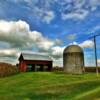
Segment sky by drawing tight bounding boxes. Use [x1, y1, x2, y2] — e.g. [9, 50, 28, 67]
[0, 0, 100, 66]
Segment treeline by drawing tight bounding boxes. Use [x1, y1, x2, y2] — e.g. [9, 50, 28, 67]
[85, 67, 100, 72]
[53, 66, 100, 72]
[0, 62, 19, 77]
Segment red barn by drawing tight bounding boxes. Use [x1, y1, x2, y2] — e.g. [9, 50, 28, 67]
[18, 53, 52, 72]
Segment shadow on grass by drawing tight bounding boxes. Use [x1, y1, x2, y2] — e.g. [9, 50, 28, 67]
[25, 92, 61, 100]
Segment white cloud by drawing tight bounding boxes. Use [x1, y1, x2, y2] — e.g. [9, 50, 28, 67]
[62, 9, 89, 20]
[0, 20, 30, 48]
[29, 31, 58, 51]
[60, 0, 100, 20]
[5, 0, 55, 24]
[0, 20, 58, 50]
[52, 46, 65, 57]
[97, 59, 100, 66]
[43, 11, 55, 24]
[70, 41, 78, 45]
[0, 20, 29, 33]
[79, 40, 94, 48]
[70, 40, 94, 48]
[0, 20, 62, 64]
[73, 0, 86, 9]
[53, 58, 63, 67]
[33, 7, 55, 24]
[51, 46, 65, 67]
[37, 39, 55, 51]
[0, 48, 20, 64]
[0, 49, 19, 57]
[1, 0, 100, 22]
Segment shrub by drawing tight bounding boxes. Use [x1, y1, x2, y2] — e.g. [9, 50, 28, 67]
[52, 66, 64, 72]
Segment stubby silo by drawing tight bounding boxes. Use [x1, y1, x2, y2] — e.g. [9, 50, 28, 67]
[63, 45, 84, 74]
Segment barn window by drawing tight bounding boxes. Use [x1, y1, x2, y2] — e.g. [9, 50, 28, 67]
[44, 66, 48, 70]
[27, 64, 32, 71]
[36, 65, 41, 71]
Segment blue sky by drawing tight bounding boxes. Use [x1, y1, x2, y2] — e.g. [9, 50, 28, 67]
[0, 0, 100, 66]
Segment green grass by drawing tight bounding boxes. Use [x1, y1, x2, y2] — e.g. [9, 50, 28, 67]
[0, 72, 100, 100]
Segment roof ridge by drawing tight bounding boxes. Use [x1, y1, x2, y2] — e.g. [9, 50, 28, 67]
[21, 52, 52, 61]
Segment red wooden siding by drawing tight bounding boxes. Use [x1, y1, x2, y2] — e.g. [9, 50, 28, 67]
[19, 60, 52, 72]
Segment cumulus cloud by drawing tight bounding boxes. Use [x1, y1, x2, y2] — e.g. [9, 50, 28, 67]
[37, 39, 55, 51]
[0, 20, 59, 50]
[51, 46, 65, 59]
[79, 40, 94, 48]
[70, 40, 94, 48]
[0, 48, 20, 65]
[0, 20, 30, 48]
[49, 46, 65, 67]
[0, 20, 62, 64]
[0, 49, 19, 57]
[53, 58, 63, 67]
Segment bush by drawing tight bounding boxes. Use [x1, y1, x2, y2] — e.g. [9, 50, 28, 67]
[0, 62, 19, 77]
[85, 67, 100, 72]
[52, 66, 64, 72]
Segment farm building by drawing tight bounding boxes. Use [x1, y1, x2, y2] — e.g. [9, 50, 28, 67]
[63, 45, 84, 74]
[18, 53, 52, 72]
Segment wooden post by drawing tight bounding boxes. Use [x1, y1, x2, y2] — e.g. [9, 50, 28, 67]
[93, 36, 99, 77]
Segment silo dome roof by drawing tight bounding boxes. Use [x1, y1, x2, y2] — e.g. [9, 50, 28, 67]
[64, 45, 83, 53]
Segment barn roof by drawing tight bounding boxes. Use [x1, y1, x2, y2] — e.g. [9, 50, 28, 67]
[20, 52, 52, 61]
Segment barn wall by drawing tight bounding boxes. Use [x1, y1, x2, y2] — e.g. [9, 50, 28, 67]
[19, 60, 27, 72]
[19, 60, 52, 72]
[25, 60, 52, 65]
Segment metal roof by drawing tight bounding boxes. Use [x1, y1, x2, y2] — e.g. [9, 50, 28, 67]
[21, 52, 52, 61]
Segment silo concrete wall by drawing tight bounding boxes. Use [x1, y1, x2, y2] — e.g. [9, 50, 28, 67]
[63, 45, 84, 74]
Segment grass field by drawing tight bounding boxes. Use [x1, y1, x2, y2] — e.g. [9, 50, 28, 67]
[0, 72, 100, 100]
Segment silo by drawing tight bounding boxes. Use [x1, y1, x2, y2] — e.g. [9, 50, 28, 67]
[63, 45, 84, 74]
